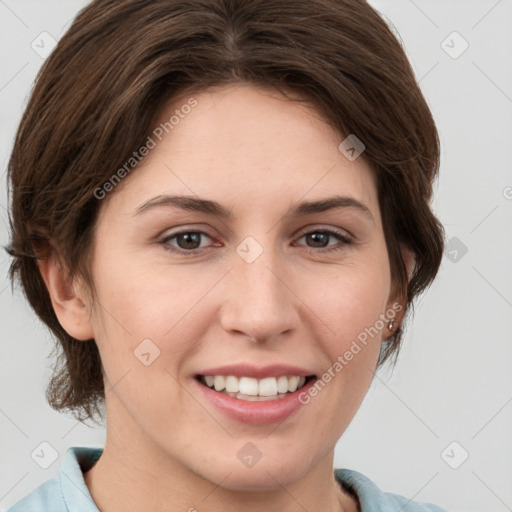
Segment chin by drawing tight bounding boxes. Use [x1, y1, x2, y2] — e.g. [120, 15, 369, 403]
[197, 451, 314, 491]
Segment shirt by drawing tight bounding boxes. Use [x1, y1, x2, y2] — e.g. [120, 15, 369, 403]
[6, 446, 449, 511]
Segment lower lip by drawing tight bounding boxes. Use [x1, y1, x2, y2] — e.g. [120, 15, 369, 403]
[194, 378, 316, 425]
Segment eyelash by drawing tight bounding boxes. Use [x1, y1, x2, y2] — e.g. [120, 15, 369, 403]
[160, 228, 353, 255]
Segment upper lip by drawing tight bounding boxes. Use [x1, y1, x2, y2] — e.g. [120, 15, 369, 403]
[197, 364, 315, 379]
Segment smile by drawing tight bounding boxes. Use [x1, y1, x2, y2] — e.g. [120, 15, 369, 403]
[198, 375, 311, 401]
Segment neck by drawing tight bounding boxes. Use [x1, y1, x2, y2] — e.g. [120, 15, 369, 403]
[84, 434, 358, 512]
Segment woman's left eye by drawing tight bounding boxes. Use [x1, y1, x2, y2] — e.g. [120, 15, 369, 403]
[294, 229, 352, 252]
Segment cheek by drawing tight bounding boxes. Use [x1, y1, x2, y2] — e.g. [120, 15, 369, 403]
[302, 257, 391, 352]
[91, 248, 198, 331]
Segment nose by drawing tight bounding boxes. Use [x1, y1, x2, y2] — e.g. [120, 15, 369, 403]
[219, 241, 300, 344]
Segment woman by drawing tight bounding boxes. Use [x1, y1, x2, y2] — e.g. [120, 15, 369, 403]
[6, 0, 447, 510]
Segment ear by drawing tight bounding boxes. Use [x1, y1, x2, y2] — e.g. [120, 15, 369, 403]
[384, 245, 416, 338]
[401, 245, 416, 282]
[37, 245, 94, 341]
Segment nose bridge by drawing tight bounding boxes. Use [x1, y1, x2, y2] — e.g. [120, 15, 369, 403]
[220, 235, 298, 341]
[239, 242, 283, 301]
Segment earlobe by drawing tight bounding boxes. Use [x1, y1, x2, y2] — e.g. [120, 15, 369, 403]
[37, 247, 94, 341]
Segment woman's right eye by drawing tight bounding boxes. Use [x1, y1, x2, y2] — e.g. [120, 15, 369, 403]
[161, 231, 215, 254]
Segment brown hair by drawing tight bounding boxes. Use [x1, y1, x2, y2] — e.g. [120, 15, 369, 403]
[6, 0, 445, 422]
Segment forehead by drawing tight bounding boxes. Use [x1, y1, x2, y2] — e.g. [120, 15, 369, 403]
[100, 83, 378, 220]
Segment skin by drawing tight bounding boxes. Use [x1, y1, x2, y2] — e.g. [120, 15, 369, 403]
[40, 83, 414, 512]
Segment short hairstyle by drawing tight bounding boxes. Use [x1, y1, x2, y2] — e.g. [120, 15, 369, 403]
[6, 0, 445, 422]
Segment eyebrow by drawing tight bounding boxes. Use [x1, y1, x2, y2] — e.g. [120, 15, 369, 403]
[133, 194, 374, 222]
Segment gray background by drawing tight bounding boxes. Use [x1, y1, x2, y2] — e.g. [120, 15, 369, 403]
[1, 1, 511, 511]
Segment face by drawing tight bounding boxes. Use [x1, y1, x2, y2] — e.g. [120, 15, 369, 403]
[82, 84, 399, 490]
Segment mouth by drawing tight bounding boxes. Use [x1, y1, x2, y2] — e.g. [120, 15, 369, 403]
[196, 374, 315, 401]
[193, 364, 318, 424]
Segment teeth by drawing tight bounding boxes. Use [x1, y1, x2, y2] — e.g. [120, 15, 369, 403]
[202, 375, 309, 397]
[259, 377, 278, 397]
[213, 375, 225, 391]
[225, 376, 239, 393]
[277, 376, 289, 394]
[288, 376, 299, 392]
[239, 377, 259, 396]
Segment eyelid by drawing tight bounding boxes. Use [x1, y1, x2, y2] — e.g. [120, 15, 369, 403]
[160, 227, 213, 238]
[294, 224, 353, 240]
